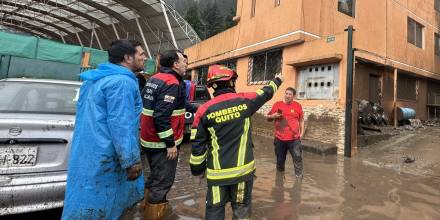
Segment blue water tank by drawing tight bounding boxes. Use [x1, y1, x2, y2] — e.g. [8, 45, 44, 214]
[397, 107, 416, 121]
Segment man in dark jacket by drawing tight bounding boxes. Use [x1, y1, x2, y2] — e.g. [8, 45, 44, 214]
[190, 64, 283, 219]
[140, 50, 196, 219]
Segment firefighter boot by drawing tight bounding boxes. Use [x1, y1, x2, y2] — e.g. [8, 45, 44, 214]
[232, 203, 251, 220]
[143, 201, 168, 220]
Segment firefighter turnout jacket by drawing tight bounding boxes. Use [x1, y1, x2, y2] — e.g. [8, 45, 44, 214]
[190, 77, 282, 186]
[140, 67, 187, 149]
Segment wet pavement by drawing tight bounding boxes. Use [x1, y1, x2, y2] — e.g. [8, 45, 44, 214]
[7, 127, 440, 219]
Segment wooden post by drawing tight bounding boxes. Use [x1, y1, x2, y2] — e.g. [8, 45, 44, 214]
[393, 68, 398, 127]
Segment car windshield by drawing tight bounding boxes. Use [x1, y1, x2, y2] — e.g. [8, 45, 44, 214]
[0, 81, 80, 115]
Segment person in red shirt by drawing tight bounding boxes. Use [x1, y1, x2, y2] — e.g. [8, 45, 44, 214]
[267, 87, 305, 179]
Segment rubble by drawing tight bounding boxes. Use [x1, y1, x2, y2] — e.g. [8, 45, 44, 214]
[357, 100, 388, 135]
[424, 119, 440, 127]
[408, 119, 424, 129]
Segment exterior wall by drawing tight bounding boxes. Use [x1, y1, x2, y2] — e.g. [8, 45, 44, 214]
[382, 69, 396, 121]
[354, 63, 383, 102]
[233, 31, 348, 108]
[185, 0, 306, 67]
[396, 76, 428, 120]
[186, 0, 440, 96]
[355, 64, 429, 120]
[184, 0, 440, 152]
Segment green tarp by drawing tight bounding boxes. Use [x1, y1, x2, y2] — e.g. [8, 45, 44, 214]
[83, 47, 109, 67]
[0, 31, 107, 66]
[144, 59, 157, 74]
[0, 31, 37, 59]
[37, 39, 83, 65]
[6, 56, 81, 81]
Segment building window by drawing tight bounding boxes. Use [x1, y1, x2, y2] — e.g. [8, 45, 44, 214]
[397, 73, 417, 101]
[436, 0, 440, 12]
[435, 33, 440, 56]
[248, 49, 282, 84]
[338, 0, 355, 17]
[407, 17, 424, 48]
[275, 0, 281, 7]
[251, 0, 256, 17]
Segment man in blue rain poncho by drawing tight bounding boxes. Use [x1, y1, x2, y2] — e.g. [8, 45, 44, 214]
[62, 39, 147, 220]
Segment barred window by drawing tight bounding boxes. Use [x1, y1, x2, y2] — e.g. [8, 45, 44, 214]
[338, 0, 355, 17]
[248, 49, 282, 84]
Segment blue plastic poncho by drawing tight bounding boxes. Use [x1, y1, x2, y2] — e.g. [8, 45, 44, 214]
[62, 63, 144, 220]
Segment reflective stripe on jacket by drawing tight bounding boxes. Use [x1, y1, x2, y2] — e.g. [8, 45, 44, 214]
[190, 77, 282, 186]
[140, 67, 186, 149]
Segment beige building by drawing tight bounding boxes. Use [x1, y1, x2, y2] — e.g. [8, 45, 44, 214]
[185, 0, 440, 155]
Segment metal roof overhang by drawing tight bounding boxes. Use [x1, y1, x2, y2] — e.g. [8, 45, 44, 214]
[0, 0, 200, 55]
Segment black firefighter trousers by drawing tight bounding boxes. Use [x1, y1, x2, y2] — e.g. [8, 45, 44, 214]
[205, 178, 253, 220]
[144, 149, 178, 204]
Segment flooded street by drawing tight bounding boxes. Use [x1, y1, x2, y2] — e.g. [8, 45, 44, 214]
[10, 128, 440, 219]
[135, 127, 440, 220]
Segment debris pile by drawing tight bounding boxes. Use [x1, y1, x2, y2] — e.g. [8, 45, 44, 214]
[357, 100, 388, 134]
[424, 119, 440, 127]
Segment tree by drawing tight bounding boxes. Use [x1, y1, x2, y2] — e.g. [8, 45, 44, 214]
[185, 4, 203, 37]
[224, 7, 236, 29]
[201, 2, 225, 39]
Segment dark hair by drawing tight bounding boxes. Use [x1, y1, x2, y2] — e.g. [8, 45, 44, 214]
[108, 39, 142, 64]
[286, 87, 296, 95]
[160, 50, 182, 68]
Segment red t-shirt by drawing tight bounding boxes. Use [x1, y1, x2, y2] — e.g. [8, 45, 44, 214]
[268, 101, 304, 141]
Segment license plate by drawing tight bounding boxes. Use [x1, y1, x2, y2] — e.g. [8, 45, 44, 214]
[0, 147, 38, 168]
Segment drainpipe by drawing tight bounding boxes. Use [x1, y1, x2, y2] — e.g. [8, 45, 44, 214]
[344, 25, 355, 158]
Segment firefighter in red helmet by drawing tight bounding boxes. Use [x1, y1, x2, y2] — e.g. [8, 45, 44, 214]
[189, 64, 283, 219]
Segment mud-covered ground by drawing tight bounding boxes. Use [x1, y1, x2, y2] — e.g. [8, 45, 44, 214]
[125, 126, 440, 219]
[8, 126, 440, 220]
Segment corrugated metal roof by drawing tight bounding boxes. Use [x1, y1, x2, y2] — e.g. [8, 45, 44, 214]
[0, 0, 200, 53]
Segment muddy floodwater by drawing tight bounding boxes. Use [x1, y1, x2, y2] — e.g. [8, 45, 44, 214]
[10, 127, 440, 219]
[121, 127, 440, 220]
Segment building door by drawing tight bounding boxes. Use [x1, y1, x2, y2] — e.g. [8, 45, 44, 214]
[369, 75, 380, 103]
